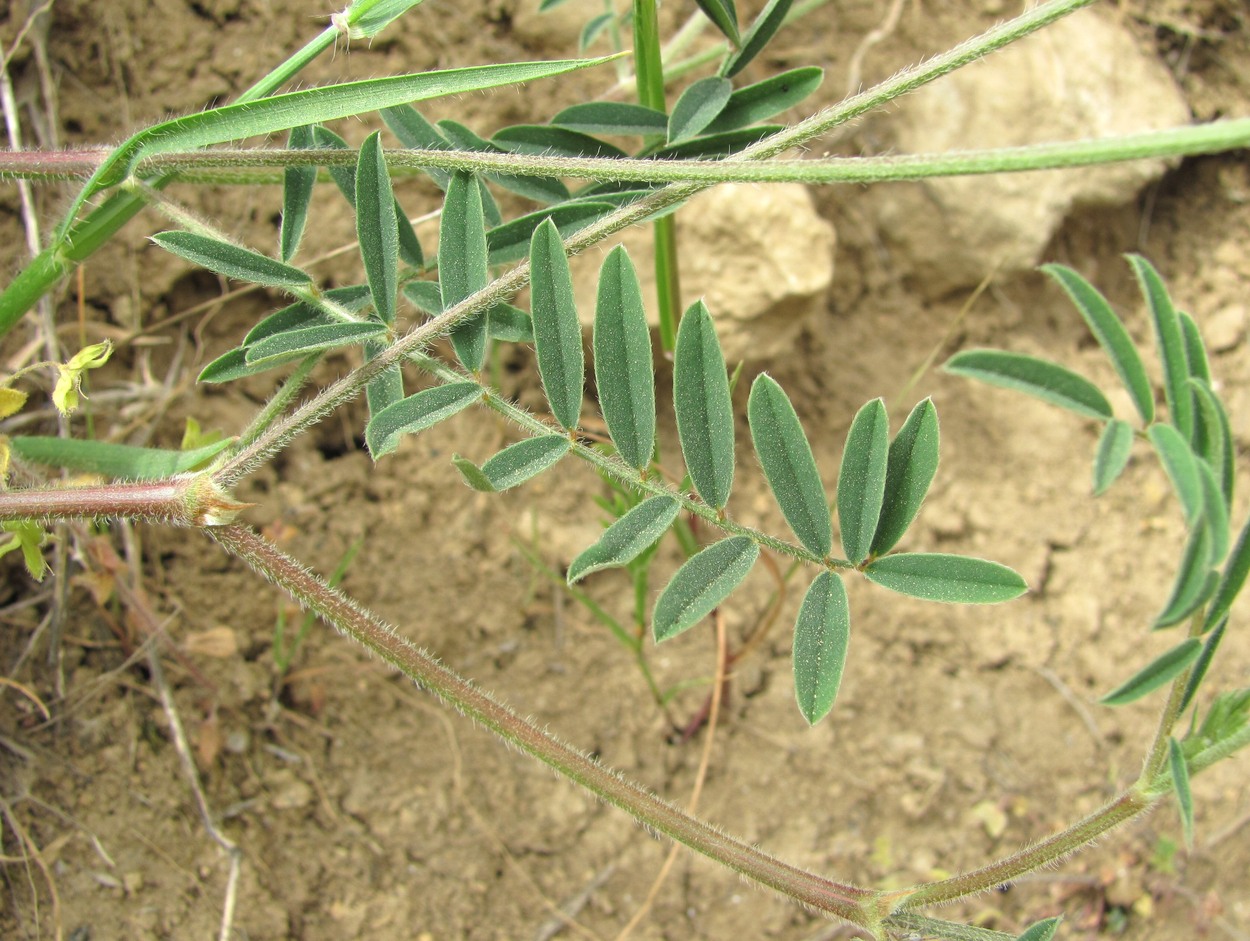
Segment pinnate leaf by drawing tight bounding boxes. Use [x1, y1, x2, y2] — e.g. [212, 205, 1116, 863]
[441, 171, 490, 371]
[1043, 263, 1154, 425]
[1093, 418, 1135, 496]
[871, 398, 939, 555]
[594, 246, 655, 470]
[748, 374, 831, 557]
[568, 495, 681, 584]
[837, 398, 888, 565]
[152, 231, 311, 290]
[944, 349, 1112, 420]
[529, 219, 584, 430]
[674, 301, 735, 510]
[653, 536, 758, 642]
[792, 571, 850, 725]
[864, 553, 1027, 604]
[1100, 637, 1202, 706]
[668, 76, 733, 144]
[365, 382, 480, 459]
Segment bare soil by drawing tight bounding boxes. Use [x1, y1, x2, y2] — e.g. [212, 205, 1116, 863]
[1, 2, 1248, 940]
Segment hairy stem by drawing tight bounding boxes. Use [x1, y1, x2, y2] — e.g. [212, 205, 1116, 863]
[209, 523, 875, 925]
[0, 476, 240, 526]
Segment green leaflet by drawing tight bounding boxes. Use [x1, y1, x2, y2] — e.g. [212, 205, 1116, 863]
[381, 104, 452, 189]
[721, 0, 794, 78]
[346, 0, 427, 38]
[1153, 517, 1216, 629]
[1100, 637, 1202, 706]
[454, 435, 570, 492]
[673, 301, 735, 511]
[280, 125, 316, 262]
[668, 77, 733, 144]
[1043, 263, 1154, 425]
[439, 119, 571, 205]
[1204, 513, 1250, 632]
[864, 553, 1028, 604]
[944, 349, 1112, 421]
[199, 348, 301, 384]
[486, 201, 617, 266]
[364, 381, 480, 459]
[1179, 311, 1212, 384]
[748, 374, 831, 557]
[653, 536, 758, 642]
[650, 125, 781, 160]
[871, 398, 939, 556]
[792, 571, 850, 725]
[441, 171, 490, 372]
[1147, 423, 1204, 525]
[1015, 917, 1063, 941]
[551, 102, 668, 137]
[364, 337, 404, 422]
[1130, 254, 1193, 440]
[1180, 617, 1227, 712]
[593, 246, 655, 471]
[1168, 737, 1195, 847]
[1189, 379, 1233, 505]
[356, 132, 399, 326]
[11, 436, 233, 480]
[1092, 418, 1135, 496]
[704, 67, 824, 135]
[837, 398, 888, 565]
[244, 321, 386, 367]
[694, 0, 740, 45]
[529, 219, 584, 431]
[152, 231, 312, 291]
[487, 304, 534, 343]
[580, 12, 615, 50]
[493, 125, 627, 159]
[568, 495, 681, 584]
[244, 285, 372, 345]
[1198, 459, 1230, 563]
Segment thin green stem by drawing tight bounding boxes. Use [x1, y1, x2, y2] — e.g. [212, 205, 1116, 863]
[235, 353, 324, 449]
[209, 523, 875, 925]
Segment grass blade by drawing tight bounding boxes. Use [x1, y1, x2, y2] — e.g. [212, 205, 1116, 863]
[529, 219, 584, 431]
[837, 398, 888, 565]
[944, 349, 1112, 420]
[1147, 423, 1204, 525]
[356, 131, 399, 325]
[593, 246, 655, 470]
[871, 398, 940, 555]
[280, 125, 316, 261]
[568, 495, 681, 584]
[1093, 418, 1135, 496]
[10, 437, 232, 479]
[244, 322, 386, 367]
[668, 77, 733, 144]
[364, 382, 480, 459]
[721, 0, 794, 78]
[653, 536, 758, 642]
[152, 231, 311, 291]
[865, 553, 1027, 604]
[1129, 254, 1193, 439]
[1100, 637, 1202, 706]
[459, 435, 570, 492]
[674, 301, 735, 511]
[441, 171, 490, 371]
[1042, 263, 1154, 425]
[705, 67, 824, 134]
[792, 571, 850, 725]
[748, 374, 831, 557]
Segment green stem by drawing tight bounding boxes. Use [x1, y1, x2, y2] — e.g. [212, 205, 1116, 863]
[209, 523, 875, 925]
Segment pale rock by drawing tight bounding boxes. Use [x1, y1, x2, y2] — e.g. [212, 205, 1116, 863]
[1203, 303, 1247, 353]
[569, 184, 836, 362]
[869, 10, 1191, 296]
[511, 0, 586, 51]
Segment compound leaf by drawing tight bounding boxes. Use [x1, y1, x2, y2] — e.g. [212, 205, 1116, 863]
[653, 536, 758, 642]
[1093, 418, 1135, 496]
[837, 398, 888, 565]
[944, 349, 1112, 420]
[865, 553, 1027, 604]
[674, 301, 735, 510]
[871, 398, 939, 555]
[364, 381, 480, 459]
[594, 246, 655, 470]
[568, 495, 681, 584]
[356, 131, 399, 325]
[152, 231, 311, 291]
[748, 373, 831, 557]
[441, 171, 490, 371]
[1043, 263, 1153, 425]
[1100, 637, 1202, 706]
[668, 76, 733, 144]
[1129, 254, 1193, 439]
[792, 570, 850, 725]
[529, 219, 584, 430]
